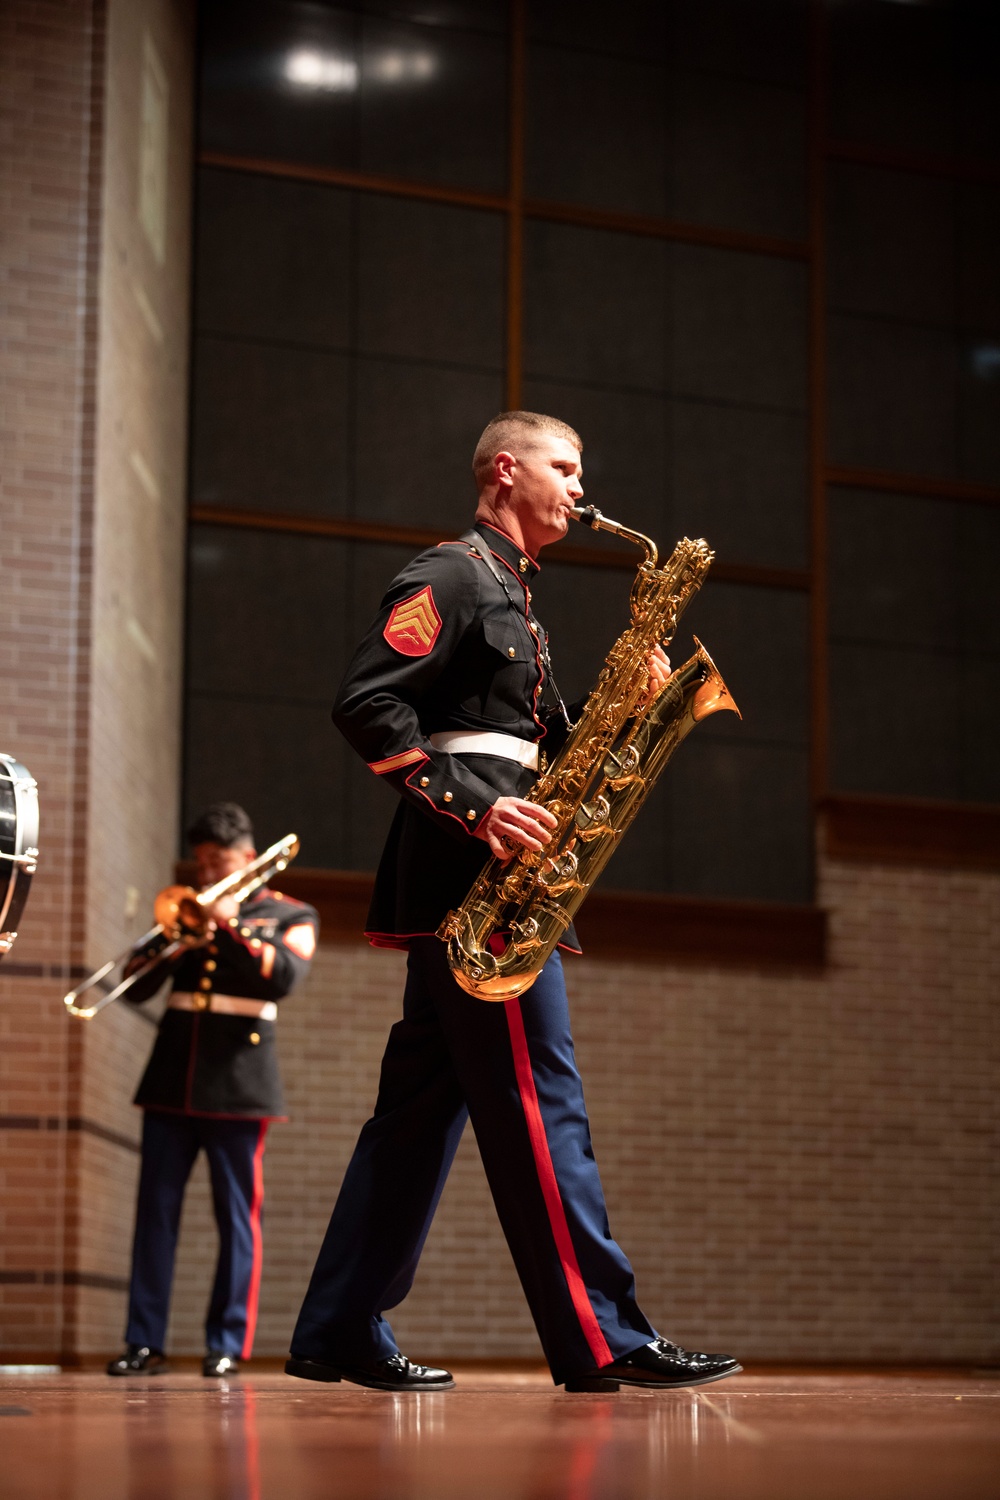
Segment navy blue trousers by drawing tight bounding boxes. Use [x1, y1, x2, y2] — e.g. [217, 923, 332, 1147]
[125, 1111, 269, 1357]
[291, 939, 655, 1385]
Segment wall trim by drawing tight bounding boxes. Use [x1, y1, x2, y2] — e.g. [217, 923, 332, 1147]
[191, 865, 828, 969]
[187, 505, 810, 589]
[0, 1270, 129, 1293]
[0, 1116, 140, 1155]
[826, 466, 1000, 508]
[822, 794, 1000, 870]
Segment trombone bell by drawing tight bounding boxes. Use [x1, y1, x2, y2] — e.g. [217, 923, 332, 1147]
[62, 833, 301, 1021]
[154, 885, 209, 939]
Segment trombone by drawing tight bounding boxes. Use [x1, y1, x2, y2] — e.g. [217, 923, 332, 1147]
[63, 834, 300, 1020]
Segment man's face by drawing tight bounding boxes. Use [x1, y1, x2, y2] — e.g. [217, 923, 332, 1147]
[508, 436, 583, 548]
[193, 841, 255, 889]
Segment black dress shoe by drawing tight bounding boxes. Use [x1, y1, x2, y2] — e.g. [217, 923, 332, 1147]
[565, 1337, 742, 1392]
[203, 1351, 240, 1377]
[106, 1344, 169, 1377]
[285, 1353, 455, 1391]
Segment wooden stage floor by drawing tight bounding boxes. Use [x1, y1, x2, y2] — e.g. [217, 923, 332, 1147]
[1, 1365, 997, 1500]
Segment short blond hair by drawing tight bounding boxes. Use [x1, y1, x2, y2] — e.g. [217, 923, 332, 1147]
[472, 410, 582, 489]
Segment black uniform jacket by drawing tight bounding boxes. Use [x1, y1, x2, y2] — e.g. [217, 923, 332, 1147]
[125, 888, 319, 1119]
[332, 522, 581, 949]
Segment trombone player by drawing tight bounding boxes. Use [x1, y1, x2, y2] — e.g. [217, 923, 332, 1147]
[107, 802, 318, 1378]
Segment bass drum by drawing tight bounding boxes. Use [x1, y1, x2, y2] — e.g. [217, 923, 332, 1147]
[0, 754, 40, 957]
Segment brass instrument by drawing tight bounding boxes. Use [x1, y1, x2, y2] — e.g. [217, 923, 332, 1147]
[63, 834, 300, 1019]
[438, 507, 740, 999]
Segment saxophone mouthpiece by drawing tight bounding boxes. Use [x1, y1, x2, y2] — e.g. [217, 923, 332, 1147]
[570, 505, 601, 528]
[569, 507, 657, 566]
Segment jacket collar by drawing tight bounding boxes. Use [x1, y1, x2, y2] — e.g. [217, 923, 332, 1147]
[476, 521, 540, 585]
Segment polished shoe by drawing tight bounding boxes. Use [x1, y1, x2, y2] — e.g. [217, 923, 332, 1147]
[203, 1351, 240, 1378]
[564, 1337, 742, 1392]
[285, 1353, 455, 1392]
[106, 1344, 169, 1377]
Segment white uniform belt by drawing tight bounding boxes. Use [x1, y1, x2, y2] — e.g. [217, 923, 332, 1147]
[169, 992, 277, 1020]
[430, 730, 539, 771]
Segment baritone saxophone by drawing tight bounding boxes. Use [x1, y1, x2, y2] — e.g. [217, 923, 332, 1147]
[437, 506, 741, 1000]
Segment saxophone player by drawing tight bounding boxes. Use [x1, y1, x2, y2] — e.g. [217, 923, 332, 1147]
[286, 412, 741, 1393]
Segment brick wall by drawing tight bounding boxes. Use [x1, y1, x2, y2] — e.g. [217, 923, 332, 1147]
[163, 852, 999, 1365]
[0, 0, 193, 1358]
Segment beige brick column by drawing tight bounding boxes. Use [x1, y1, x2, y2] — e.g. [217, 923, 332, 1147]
[0, 0, 194, 1361]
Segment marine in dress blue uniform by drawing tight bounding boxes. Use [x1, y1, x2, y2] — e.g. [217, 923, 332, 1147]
[107, 803, 318, 1378]
[287, 412, 740, 1393]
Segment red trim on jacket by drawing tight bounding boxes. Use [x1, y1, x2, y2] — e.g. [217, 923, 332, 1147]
[404, 761, 485, 835]
[369, 747, 427, 776]
[492, 549, 548, 735]
[477, 521, 540, 571]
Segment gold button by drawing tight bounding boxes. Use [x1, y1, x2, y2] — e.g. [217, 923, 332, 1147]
[251, 938, 262, 950]
[420, 776, 430, 787]
[467, 810, 476, 821]
[194, 993, 209, 1010]
[443, 792, 453, 802]
[240, 926, 251, 937]
[199, 977, 212, 991]
[248, 1032, 260, 1045]
[204, 960, 217, 973]
[208, 944, 218, 955]
[228, 917, 238, 927]
[519, 558, 528, 572]
[508, 646, 516, 658]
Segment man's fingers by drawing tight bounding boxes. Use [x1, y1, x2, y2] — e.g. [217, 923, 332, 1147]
[507, 799, 557, 830]
[504, 809, 555, 838]
[475, 795, 559, 858]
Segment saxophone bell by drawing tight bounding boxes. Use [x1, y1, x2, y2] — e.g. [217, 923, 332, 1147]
[689, 638, 742, 723]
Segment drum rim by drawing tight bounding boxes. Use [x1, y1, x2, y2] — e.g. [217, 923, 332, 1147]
[0, 753, 40, 942]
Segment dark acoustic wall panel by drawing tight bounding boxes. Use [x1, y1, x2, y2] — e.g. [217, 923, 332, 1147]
[825, 24, 1000, 489]
[191, 166, 506, 530]
[525, 0, 807, 238]
[199, 1, 507, 192]
[356, 196, 504, 369]
[529, 565, 812, 902]
[184, 527, 418, 871]
[526, 47, 670, 218]
[829, 490, 1000, 804]
[828, 0, 1000, 161]
[825, 159, 965, 482]
[191, 337, 352, 515]
[524, 222, 671, 394]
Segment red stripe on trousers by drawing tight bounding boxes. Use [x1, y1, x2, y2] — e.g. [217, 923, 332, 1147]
[504, 999, 613, 1370]
[241, 1121, 268, 1359]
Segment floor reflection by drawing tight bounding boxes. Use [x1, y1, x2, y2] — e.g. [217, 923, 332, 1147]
[2, 1369, 998, 1500]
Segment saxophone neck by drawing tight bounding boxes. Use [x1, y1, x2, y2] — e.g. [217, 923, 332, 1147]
[571, 506, 658, 568]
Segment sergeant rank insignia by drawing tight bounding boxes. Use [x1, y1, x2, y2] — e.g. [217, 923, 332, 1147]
[384, 586, 442, 656]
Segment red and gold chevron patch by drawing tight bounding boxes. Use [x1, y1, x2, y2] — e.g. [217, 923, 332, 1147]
[284, 924, 317, 961]
[383, 586, 442, 656]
